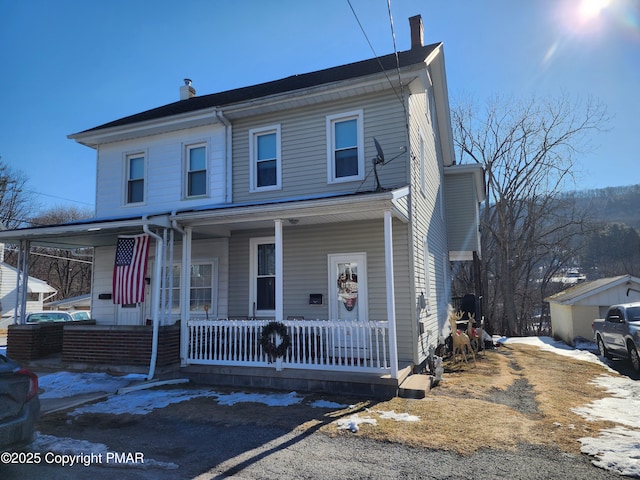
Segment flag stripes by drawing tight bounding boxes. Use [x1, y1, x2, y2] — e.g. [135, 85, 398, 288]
[113, 234, 150, 304]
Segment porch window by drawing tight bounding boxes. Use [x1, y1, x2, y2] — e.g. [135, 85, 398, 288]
[326, 110, 364, 183]
[250, 237, 276, 315]
[126, 154, 145, 204]
[249, 125, 281, 192]
[186, 144, 207, 197]
[171, 263, 215, 313]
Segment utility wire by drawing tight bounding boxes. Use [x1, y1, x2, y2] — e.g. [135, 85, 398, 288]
[347, 0, 404, 105]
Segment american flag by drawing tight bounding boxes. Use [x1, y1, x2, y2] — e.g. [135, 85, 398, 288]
[113, 234, 150, 304]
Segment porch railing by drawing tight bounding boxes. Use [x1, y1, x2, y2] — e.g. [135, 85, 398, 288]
[186, 318, 390, 373]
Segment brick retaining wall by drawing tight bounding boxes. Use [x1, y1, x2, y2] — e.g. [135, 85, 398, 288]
[7, 321, 95, 361]
[62, 324, 180, 366]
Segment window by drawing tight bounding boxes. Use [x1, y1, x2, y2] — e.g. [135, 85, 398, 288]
[249, 125, 281, 191]
[250, 237, 276, 315]
[186, 144, 207, 197]
[127, 154, 145, 204]
[327, 110, 364, 183]
[171, 263, 215, 313]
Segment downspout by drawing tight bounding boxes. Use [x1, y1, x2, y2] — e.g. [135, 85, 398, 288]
[171, 215, 191, 367]
[216, 110, 233, 204]
[143, 220, 164, 380]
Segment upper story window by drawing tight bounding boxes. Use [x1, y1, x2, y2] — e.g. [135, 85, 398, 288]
[249, 125, 281, 192]
[126, 154, 145, 204]
[186, 144, 207, 197]
[326, 110, 364, 184]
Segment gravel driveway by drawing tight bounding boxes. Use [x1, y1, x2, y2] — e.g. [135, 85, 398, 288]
[0, 387, 625, 480]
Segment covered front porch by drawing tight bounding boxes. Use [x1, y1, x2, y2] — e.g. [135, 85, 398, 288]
[1, 189, 414, 392]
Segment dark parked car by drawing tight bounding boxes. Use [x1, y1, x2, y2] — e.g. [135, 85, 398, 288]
[0, 355, 40, 451]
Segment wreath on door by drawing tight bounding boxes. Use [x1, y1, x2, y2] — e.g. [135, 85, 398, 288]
[260, 321, 291, 361]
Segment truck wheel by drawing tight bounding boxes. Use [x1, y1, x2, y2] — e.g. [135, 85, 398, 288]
[628, 343, 640, 373]
[597, 336, 611, 360]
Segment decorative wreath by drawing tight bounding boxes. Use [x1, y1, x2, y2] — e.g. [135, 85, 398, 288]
[260, 321, 291, 361]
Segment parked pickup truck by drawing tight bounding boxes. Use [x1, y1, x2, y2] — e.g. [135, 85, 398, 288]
[592, 302, 640, 372]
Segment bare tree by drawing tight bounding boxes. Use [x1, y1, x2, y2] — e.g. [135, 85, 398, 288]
[452, 94, 607, 335]
[13, 206, 94, 300]
[0, 160, 34, 229]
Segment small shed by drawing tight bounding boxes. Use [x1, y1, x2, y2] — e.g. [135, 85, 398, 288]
[545, 275, 640, 345]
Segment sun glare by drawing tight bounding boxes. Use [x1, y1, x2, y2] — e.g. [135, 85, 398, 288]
[578, 0, 611, 22]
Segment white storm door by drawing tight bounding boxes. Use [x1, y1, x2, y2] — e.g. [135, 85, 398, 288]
[328, 253, 368, 357]
[329, 253, 368, 322]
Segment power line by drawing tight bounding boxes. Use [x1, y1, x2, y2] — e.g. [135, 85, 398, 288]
[346, 0, 404, 105]
[28, 190, 95, 207]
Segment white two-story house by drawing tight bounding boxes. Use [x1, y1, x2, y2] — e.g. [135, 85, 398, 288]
[2, 16, 484, 396]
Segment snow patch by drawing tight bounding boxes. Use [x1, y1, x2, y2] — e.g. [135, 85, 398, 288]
[30, 433, 179, 470]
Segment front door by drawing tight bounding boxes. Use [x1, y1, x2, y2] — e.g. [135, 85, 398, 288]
[117, 303, 144, 325]
[328, 253, 368, 358]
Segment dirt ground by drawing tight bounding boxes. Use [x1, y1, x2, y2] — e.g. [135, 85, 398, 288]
[7, 343, 626, 480]
[50, 342, 617, 456]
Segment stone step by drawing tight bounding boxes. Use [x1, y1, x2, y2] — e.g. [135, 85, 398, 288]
[398, 374, 432, 399]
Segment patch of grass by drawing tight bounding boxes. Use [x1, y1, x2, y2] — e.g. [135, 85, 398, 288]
[317, 345, 619, 455]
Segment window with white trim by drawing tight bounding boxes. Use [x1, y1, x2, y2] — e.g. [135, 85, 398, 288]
[250, 237, 276, 315]
[126, 154, 145, 204]
[326, 110, 364, 183]
[186, 144, 207, 197]
[171, 263, 216, 313]
[249, 125, 281, 192]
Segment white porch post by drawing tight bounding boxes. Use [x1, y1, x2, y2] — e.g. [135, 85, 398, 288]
[384, 210, 399, 378]
[275, 219, 283, 323]
[180, 226, 192, 366]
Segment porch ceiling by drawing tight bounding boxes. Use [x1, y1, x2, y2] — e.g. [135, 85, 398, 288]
[0, 216, 172, 249]
[175, 188, 410, 237]
[0, 189, 410, 249]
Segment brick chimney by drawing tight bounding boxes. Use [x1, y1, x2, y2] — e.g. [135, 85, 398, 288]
[409, 15, 424, 49]
[180, 78, 196, 100]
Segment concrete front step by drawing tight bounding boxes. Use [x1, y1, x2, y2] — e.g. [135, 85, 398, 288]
[398, 374, 432, 399]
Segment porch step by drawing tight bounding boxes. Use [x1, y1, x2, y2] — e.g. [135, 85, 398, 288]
[398, 374, 432, 399]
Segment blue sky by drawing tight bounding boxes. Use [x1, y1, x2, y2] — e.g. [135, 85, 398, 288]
[1, 0, 638, 214]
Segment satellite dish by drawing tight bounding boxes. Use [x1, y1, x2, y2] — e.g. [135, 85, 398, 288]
[374, 138, 385, 164]
[371, 137, 406, 191]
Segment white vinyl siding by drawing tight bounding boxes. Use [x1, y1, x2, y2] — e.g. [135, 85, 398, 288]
[231, 92, 408, 204]
[91, 238, 229, 325]
[408, 75, 450, 363]
[95, 125, 225, 218]
[226, 220, 413, 361]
